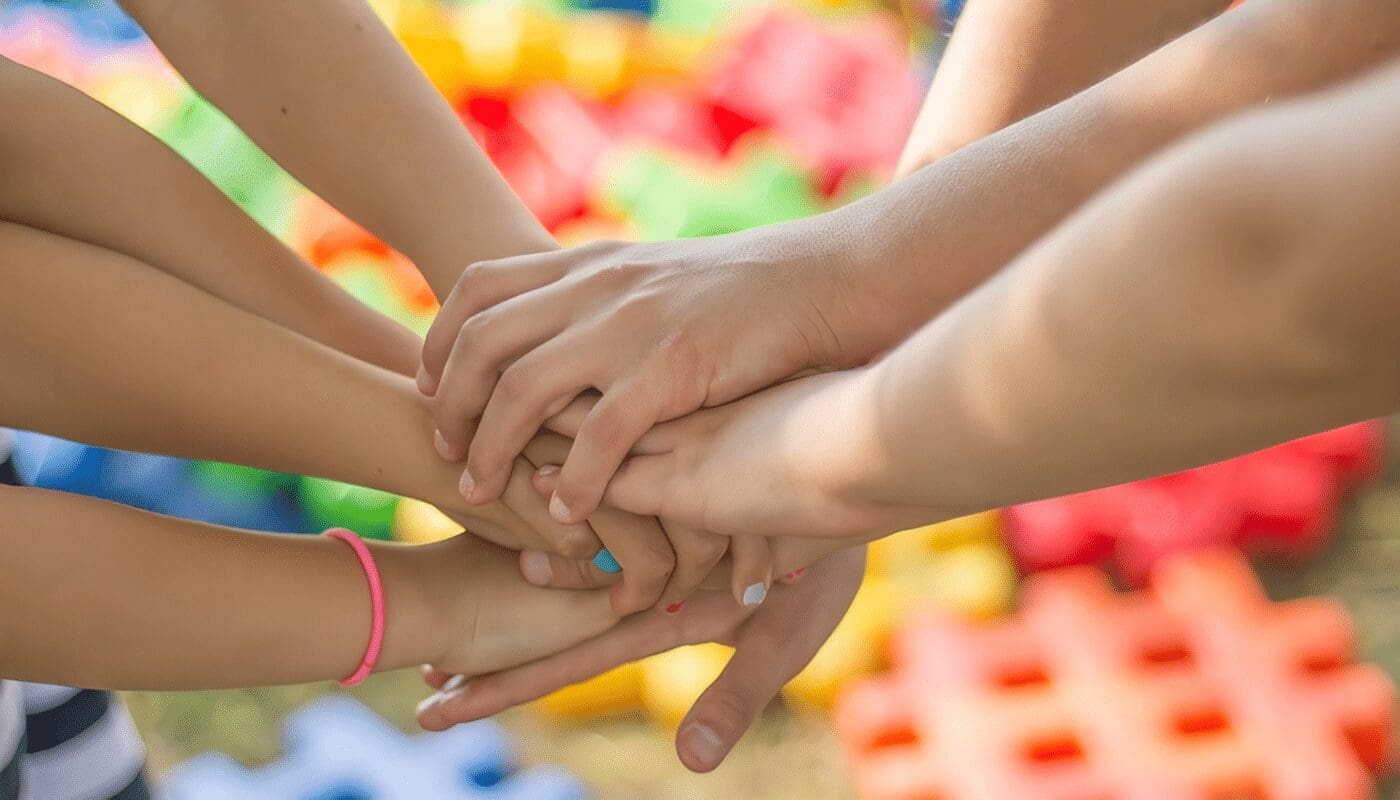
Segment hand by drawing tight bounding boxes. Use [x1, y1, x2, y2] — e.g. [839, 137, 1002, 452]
[416, 547, 867, 773]
[419, 220, 879, 526]
[553, 370, 948, 541]
[410, 534, 620, 677]
[445, 431, 699, 615]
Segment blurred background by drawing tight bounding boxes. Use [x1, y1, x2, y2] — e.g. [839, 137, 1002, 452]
[2, 0, 1397, 798]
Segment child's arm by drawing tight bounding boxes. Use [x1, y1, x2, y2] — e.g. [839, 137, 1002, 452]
[898, 0, 1231, 172]
[582, 60, 1400, 540]
[0, 55, 420, 376]
[0, 483, 615, 689]
[116, 0, 556, 299]
[418, 0, 1400, 524]
[0, 220, 556, 552]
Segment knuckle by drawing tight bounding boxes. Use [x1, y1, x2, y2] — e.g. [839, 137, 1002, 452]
[699, 688, 752, 736]
[556, 529, 599, 560]
[494, 363, 536, 402]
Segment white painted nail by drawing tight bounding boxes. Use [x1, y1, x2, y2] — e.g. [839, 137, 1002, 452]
[742, 582, 767, 607]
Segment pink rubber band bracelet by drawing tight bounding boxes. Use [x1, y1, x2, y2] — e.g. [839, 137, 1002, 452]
[324, 528, 385, 687]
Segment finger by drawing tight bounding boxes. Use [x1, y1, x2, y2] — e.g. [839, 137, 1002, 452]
[518, 548, 621, 589]
[459, 335, 595, 504]
[421, 665, 455, 690]
[551, 383, 664, 524]
[728, 535, 773, 609]
[601, 453, 676, 518]
[500, 459, 600, 559]
[420, 251, 570, 393]
[417, 593, 747, 729]
[654, 521, 729, 613]
[433, 296, 573, 463]
[542, 393, 599, 439]
[675, 550, 865, 773]
[536, 462, 675, 614]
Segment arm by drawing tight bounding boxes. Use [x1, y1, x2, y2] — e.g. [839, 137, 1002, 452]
[0, 220, 535, 549]
[0, 484, 615, 689]
[898, 0, 1232, 173]
[593, 59, 1400, 538]
[420, 0, 1400, 523]
[0, 55, 419, 376]
[116, 0, 556, 299]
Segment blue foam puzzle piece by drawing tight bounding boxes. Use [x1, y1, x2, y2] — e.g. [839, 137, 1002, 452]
[162, 697, 590, 800]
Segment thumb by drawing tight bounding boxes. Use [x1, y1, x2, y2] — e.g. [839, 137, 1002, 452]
[673, 640, 794, 773]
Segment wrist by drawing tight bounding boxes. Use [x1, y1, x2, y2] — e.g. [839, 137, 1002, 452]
[801, 197, 942, 369]
[372, 539, 459, 671]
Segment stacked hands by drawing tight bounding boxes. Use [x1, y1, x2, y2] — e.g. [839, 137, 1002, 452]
[411, 231, 912, 772]
[11, 0, 1400, 783]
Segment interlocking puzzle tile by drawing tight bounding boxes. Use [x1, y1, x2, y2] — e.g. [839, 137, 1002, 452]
[163, 696, 590, 800]
[705, 9, 921, 187]
[1006, 422, 1386, 585]
[835, 548, 1395, 800]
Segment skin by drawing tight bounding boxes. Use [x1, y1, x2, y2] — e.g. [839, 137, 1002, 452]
[113, 0, 779, 607]
[422, 0, 1400, 771]
[575, 61, 1400, 541]
[420, 0, 1400, 532]
[0, 483, 616, 689]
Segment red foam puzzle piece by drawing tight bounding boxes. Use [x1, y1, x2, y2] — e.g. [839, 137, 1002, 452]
[1006, 422, 1386, 585]
[835, 548, 1395, 800]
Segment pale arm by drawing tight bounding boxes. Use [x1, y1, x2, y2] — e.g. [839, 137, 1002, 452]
[0, 54, 420, 375]
[898, 0, 1232, 173]
[117, 0, 556, 299]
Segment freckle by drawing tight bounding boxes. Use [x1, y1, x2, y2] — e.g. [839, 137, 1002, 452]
[354, 22, 363, 31]
[280, 106, 288, 115]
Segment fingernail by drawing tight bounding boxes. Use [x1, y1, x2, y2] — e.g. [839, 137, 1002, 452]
[416, 692, 444, 716]
[592, 548, 622, 574]
[458, 468, 477, 501]
[665, 601, 685, 614]
[434, 429, 453, 460]
[537, 464, 560, 479]
[441, 674, 467, 693]
[416, 364, 437, 396]
[549, 493, 574, 524]
[782, 568, 806, 583]
[520, 550, 554, 585]
[742, 582, 767, 607]
[681, 723, 726, 769]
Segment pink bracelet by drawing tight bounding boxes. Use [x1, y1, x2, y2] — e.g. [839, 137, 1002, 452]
[323, 528, 385, 687]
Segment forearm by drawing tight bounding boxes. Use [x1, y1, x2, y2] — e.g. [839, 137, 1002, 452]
[899, 0, 1231, 172]
[820, 0, 1400, 363]
[120, 0, 555, 298]
[0, 56, 419, 376]
[0, 223, 516, 537]
[835, 64, 1400, 518]
[0, 483, 450, 689]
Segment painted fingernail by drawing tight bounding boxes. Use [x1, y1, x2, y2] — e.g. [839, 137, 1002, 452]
[681, 723, 726, 769]
[549, 493, 574, 524]
[416, 692, 445, 716]
[742, 582, 768, 607]
[665, 601, 685, 614]
[592, 548, 622, 574]
[434, 429, 455, 460]
[782, 568, 806, 583]
[520, 550, 554, 586]
[458, 468, 477, 501]
[416, 364, 437, 396]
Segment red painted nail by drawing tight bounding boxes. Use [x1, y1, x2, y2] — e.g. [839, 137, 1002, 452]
[665, 602, 685, 614]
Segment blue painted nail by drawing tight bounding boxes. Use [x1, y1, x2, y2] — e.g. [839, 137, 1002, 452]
[592, 548, 622, 574]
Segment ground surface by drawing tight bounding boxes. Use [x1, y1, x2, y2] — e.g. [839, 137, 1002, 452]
[126, 427, 1400, 799]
